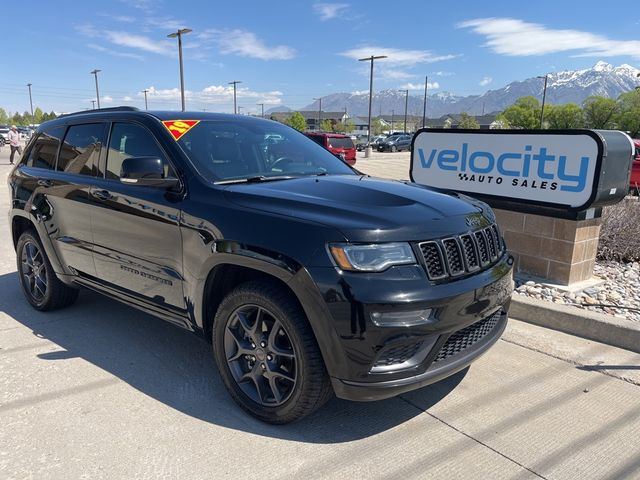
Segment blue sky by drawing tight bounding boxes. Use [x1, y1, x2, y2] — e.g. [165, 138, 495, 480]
[2, 0, 640, 115]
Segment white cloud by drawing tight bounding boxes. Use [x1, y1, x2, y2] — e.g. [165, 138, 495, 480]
[350, 90, 369, 95]
[140, 85, 284, 109]
[400, 81, 440, 90]
[459, 17, 640, 59]
[199, 29, 295, 60]
[479, 76, 493, 86]
[105, 31, 174, 56]
[340, 46, 457, 66]
[102, 96, 113, 104]
[87, 43, 144, 60]
[435, 71, 455, 77]
[123, 96, 133, 101]
[313, 3, 349, 20]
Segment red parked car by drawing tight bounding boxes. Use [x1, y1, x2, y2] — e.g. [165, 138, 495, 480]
[630, 139, 640, 194]
[304, 132, 357, 166]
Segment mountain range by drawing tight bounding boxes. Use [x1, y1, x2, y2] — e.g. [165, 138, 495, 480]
[292, 62, 640, 118]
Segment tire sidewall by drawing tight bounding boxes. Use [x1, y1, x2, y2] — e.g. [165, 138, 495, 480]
[16, 231, 55, 310]
[212, 285, 315, 423]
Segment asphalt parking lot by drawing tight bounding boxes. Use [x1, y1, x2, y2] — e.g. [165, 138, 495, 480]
[1, 147, 640, 480]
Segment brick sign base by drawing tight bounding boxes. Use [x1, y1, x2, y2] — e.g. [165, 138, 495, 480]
[494, 209, 601, 285]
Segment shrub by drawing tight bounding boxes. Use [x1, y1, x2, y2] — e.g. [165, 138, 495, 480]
[597, 197, 640, 262]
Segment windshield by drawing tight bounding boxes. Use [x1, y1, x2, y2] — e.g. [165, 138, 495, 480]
[175, 120, 356, 182]
[327, 137, 354, 149]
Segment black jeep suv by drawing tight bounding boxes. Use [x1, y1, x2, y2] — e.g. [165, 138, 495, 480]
[8, 107, 513, 423]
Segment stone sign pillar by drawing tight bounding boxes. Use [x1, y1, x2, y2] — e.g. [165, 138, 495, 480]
[494, 209, 601, 285]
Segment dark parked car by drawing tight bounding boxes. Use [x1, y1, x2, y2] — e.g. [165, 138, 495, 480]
[8, 107, 513, 423]
[304, 132, 356, 165]
[377, 134, 412, 152]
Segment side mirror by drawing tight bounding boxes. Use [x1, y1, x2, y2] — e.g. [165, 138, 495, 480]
[334, 152, 346, 161]
[120, 157, 179, 188]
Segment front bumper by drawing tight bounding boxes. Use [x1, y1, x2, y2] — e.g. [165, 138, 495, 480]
[306, 253, 514, 400]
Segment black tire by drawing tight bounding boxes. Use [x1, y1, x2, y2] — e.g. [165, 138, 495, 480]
[16, 229, 79, 311]
[212, 280, 332, 424]
[391, 145, 397, 152]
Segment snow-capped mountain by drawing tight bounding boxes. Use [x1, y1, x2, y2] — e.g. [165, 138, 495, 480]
[302, 62, 640, 117]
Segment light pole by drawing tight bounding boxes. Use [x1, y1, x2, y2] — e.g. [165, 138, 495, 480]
[167, 28, 192, 112]
[313, 97, 322, 130]
[257, 103, 265, 118]
[391, 110, 394, 134]
[538, 74, 548, 129]
[237, 106, 243, 115]
[26, 83, 34, 125]
[422, 75, 428, 129]
[358, 54, 388, 156]
[90, 69, 101, 109]
[91, 100, 96, 109]
[229, 80, 241, 114]
[399, 89, 408, 133]
[141, 89, 149, 110]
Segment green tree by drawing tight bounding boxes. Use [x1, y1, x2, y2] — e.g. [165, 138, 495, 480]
[582, 96, 617, 129]
[33, 107, 44, 124]
[0, 108, 7, 124]
[457, 112, 480, 129]
[371, 118, 384, 135]
[497, 96, 540, 129]
[615, 89, 640, 137]
[336, 119, 355, 134]
[319, 119, 333, 132]
[287, 111, 307, 131]
[544, 103, 584, 129]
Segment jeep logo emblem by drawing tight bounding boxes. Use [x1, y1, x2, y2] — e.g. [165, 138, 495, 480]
[465, 216, 482, 228]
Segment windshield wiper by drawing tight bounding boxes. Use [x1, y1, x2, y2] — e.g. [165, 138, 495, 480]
[215, 175, 296, 185]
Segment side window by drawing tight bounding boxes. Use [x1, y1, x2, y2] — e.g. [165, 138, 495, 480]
[106, 123, 175, 180]
[25, 126, 64, 170]
[308, 135, 324, 147]
[57, 123, 105, 176]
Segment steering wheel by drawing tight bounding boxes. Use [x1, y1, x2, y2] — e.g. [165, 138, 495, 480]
[270, 156, 295, 171]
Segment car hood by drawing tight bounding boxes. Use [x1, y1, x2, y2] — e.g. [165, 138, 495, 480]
[222, 175, 487, 242]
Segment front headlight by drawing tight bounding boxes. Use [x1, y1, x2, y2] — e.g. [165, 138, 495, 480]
[329, 242, 416, 272]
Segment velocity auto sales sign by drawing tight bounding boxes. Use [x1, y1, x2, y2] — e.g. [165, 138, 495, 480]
[411, 130, 600, 209]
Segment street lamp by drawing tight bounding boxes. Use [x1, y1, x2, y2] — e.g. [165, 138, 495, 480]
[391, 109, 394, 134]
[26, 83, 34, 125]
[257, 103, 265, 118]
[313, 97, 322, 130]
[399, 89, 408, 133]
[90, 69, 101, 109]
[229, 80, 242, 114]
[422, 75, 428, 129]
[358, 54, 388, 155]
[91, 100, 96, 109]
[167, 28, 192, 111]
[538, 75, 548, 129]
[141, 89, 149, 110]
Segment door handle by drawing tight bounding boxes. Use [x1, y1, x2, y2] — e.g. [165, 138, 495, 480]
[91, 189, 113, 201]
[37, 179, 53, 187]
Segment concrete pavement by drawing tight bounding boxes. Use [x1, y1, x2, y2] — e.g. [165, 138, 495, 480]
[1, 148, 640, 479]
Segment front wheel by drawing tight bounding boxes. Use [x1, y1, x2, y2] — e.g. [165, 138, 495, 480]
[391, 145, 397, 152]
[16, 230, 79, 311]
[212, 281, 332, 423]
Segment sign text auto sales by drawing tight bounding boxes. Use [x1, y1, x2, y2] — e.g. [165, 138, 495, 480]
[411, 132, 599, 208]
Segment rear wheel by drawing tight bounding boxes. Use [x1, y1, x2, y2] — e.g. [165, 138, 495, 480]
[16, 230, 79, 311]
[391, 145, 397, 152]
[212, 281, 332, 423]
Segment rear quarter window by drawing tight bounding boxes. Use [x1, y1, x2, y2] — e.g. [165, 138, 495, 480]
[24, 125, 64, 170]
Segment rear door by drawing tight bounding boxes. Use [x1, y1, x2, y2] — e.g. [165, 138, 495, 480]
[18, 123, 104, 277]
[89, 121, 186, 315]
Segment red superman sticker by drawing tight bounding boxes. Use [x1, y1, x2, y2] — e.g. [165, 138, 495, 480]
[162, 120, 200, 141]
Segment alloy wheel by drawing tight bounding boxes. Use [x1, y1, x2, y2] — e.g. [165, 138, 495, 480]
[224, 304, 297, 406]
[21, 241, 47, 302]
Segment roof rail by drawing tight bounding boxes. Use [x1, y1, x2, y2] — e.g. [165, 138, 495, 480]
[59, 106, 140, 118]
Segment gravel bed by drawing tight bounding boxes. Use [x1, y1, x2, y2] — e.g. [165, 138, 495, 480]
[513, 260, 640, 323]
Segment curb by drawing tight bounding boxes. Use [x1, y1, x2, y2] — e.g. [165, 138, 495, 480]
[509, 295, 640, 354]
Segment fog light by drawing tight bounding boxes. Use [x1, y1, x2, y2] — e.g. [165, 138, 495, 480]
[370, 309, 434, 327]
